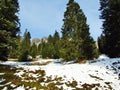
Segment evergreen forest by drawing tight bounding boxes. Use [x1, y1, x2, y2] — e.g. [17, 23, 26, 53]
[0, 0, 120, 62]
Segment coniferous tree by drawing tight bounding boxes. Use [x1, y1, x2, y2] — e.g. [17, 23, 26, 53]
[99, 0, 120, 57]
[98, 34, 105, 54]
[40, 31, 60, 59]
[30, 43, 38, 58]
[53, 31, 60, 59]
[9, 37, 21, 58]
[41, 32, 60, 59]
[48, 35, 53, 44]
[38, 43, 42, 56]
[53, 31, 60, 45]
[0, 0, 20, 60]
[0, 31, 11, 60]
[19, 30, 31, 61]
[41, 42, 55, 59]
[61, 0, 97, 61]
[31, 38, 41, 56]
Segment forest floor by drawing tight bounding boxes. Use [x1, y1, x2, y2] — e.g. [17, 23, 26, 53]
[0, 56, 120, 90]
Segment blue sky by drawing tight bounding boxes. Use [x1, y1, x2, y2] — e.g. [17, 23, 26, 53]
[18, 0, 102, 41]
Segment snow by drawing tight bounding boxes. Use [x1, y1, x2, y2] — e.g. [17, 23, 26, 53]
[39, 60, 120, 89]
[0, 82, 12, 87]
[98, 54, 109, 60]
[11, 84, 17, 88]
[14, 70, 25, 78]
[0, 78, 5, 83]
[14, 85, 25, 90]
[0, 57, 120, 89]
[0, 73, 4, 75]
[2, 87, 7, 90]
[0, 61, 29, 66]
[0, 59, 53, 66]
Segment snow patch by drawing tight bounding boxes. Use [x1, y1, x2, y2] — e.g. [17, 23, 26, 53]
[0, 58, 120, 89]
[14, 85, 25, 90]
[14, 70, 25, 78]
[0, 59, 53, 66]
[0, 73, 4, 75]
[98, 54, 109, 60]
[0, 78, 5, 83]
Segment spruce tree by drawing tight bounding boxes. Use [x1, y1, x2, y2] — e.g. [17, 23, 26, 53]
[19, 30, 31, 61]
[48, 35, 53, 44]
[0, 31, 10, 60]
[0, 0, 20, 60]
[98, 34, 105, 54]
[53, 31, 60, 59]
[99, 0, 120, 57]
[61, 0, 97, 61]
[43, 31, 60, 59]
[41, 42, 55, 59]
[23, 29, 31, 50]
[53, 31, 60, 45]
[30, 43, 37, 58]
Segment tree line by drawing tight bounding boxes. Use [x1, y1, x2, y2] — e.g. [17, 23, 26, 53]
[0, 0, 120, 61]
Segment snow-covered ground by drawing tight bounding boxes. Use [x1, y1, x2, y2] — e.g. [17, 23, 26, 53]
[0, 56, 120, 90]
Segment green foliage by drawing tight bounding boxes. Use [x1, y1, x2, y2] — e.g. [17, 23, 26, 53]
[99, 0, 120, 57]
[0, 0, 20, 37]
[38, 43, 42, 55]
[40, 31, 60, 59]
[41, 42, 55, 59]
[0, 30, 11, 61]
[98, 34, 105, 54]
[22, 29, 31, 50]
[53, 44, 60, 59]
[0, 0, 20, 61]
[61, 0, 98, 61]
[18, 30, 32, 61]
[30, 43, 38, 58]
[9, 37, 21, 58]
[53, 30, 60, 44]
[52, 31, 60, 59]
[18, 50, 29, 62]
[60, 40, 76, 61]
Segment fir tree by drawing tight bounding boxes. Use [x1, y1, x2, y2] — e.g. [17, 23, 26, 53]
[0, 31, 10, 60]
[0, 0, 20, 60]
[41, 42, 55, 59]
[42, 31, 60, 59]
[48, 35, 53, 44]
[61, 0, 97, 61]
[9, 37, 20, 58]
[19, 30, 31, 61]
[38, 43, 42, 56]
[53, 30, 60, 45]
[98, 34, 105, 54]
[30, 43, 37, 58]
[99, 0, 120, 57]
[53, 31, 60, 59]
